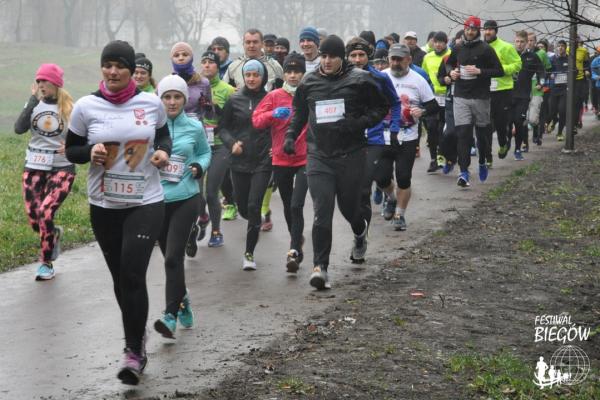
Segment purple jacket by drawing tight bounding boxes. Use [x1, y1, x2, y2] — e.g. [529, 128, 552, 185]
[184, 75, 215, 121]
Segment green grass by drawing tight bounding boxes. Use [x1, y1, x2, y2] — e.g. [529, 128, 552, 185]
[277, 377, 313, 394]
[487, 163, 541, 200]
[448, 350, 600, 399]
[0, 133, 93, 272]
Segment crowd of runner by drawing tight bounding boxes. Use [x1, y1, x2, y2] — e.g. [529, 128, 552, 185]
[15, 15, 595, 385]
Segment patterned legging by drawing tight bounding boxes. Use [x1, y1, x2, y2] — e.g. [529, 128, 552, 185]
[22, 169, 75, 263]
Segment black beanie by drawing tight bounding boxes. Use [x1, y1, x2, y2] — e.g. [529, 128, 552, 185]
[210, 36, 230, 53]
[359, 30, 376, 47]
[102, 40, 136, 74]
[135, 55, 153, 75]
[283, 51, 306, 73]
[373, 48, 389, 62]
[201, 50, 221, 67]
[483, 20, 498, 32]
[345, 37, 373, 58]
[319, 35, 345, 59]
[275, 37, 290, 51]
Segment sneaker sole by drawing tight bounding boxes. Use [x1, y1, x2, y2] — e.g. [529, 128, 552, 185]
[242, 265, 257, 271]
[394, 225, 407, 232]
[117, 367, 141, 385]
[185, 243, 198, 258]
[153, 320, 175, 339]
[309, 275, 327, 290]
[350, 255, 365, 264]
[208, 241, 224, 248]
[35, 274, 55, 281]
[286, 259, 300, 273]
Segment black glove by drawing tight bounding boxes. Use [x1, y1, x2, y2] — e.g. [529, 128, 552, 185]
[390, 132, 401, 149]
[283, 137, 296, 155]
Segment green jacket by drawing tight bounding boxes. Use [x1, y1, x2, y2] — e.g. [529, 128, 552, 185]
[203, 75, 235, 146]
[488, 37, 522, 92]
[532, 49, 551, 97]
[422, 48, 451, 95]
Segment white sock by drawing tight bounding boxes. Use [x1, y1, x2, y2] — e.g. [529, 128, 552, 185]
[396, 208, 405, 217]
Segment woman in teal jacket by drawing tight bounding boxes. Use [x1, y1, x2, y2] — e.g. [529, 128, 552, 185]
[154, 74, 211, 339]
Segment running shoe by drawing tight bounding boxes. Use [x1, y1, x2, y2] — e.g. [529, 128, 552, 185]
[178, 292, 194, 328]
[442, 162, 454, 175]
[286, 249, 301, 273]
[427, 160, 438, 173]
[383, 199, 396, 221]
[372, 187, 383, 205]
[470, 146, 477, 157]
[260, 210, 273, 232]
[457, 171, 470, 188]
[222, 204, 237, 220]
[117, 348, 145, 385]
[498, 144, 509, 159]
[50, 226, 63, 261]
[35, 263, 55, 281]
[208, 231, 224, 247]
[185, 223, 199, 257]
[197, 214, 209, 242]
[350, 221, 368, 263]
[309, 266, 330, 290]
[557, 133, 564, 141]
[479, 164, 488, 182]
[393, 214, 407, 231]
[242, 253, 257, 271]
[514, 150, 524, 161]
[522, 145, 529, 153]
[154, 312, 177, 339]
[486, 160, 493, 169]
[436, 154, 446, 168]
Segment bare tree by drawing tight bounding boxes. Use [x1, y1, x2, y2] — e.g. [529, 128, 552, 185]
[103, 0, 129, 42]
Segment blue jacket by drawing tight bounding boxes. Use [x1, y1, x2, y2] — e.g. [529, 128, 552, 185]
[592, 56, 600, 88]
[411, 64, 434, 91]
[161, 111, 211, 203]
[219, 59, 233, 79]
[366, 65, 401, 145]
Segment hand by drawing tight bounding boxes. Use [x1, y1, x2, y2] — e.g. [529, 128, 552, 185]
[450, 69, 460, 80]
[190, 164, 203, 178]
[31, 82, 39, 97]
[283, 137, 296, 155]
[464, 65, 481, 75]
[150, 149, 169, 169]
[272, 107, 291, 120]
[444, 76, 452, 85]
[535, 84, 543, 91]
[232, 141, 243, 155]
[410, 106, 423, 119]
[91, 143, 108, 166]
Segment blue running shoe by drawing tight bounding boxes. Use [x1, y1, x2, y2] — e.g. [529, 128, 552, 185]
[154, 313, 177, 339]
[514, 150, 524, 161]
[383, 199, 396, 221]
[208, 231, 224, 248]
[457, 171, 470, 187]
[373, 187, 383, 205]
[479, 164, 488, 182]
[442, 162, 454, 175]
[178, 292, 194, 328]
[35, 263, 55, 281]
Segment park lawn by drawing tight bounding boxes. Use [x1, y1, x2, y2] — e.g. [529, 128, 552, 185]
[0, 133, 93, 273]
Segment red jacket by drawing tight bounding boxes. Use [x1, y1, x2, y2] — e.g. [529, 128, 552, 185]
[252, 88, 307, 167]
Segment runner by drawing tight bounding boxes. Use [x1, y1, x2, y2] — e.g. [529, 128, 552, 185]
[526, 33, 552, 146]
[422, 31, 436, 53]
[591, 48, 600, 119]
[133, 54, 156, 93]
[381, 43, 438, 230]
[252, 52, 309, 272]
[153, 74, 211, 339]
[298, 26, 321, 73]
[65, 40, 171, 385]
[274, 37, 290, 66]
[571, 36, 590, 130]
[510, 30, 545, 161]
[223, 28, 284, 90]
[549, 40, 569, 141]
[263, 33, 277, 58]
[422, 31, 451, 172]
[218, 59, 272, 270]
[14, 63, 75, 281]
[209, 37, 233, 79]
[404, 31, 426, 67]
[443, 16, 504, 187]
[169, 41, 214, 257]
[285, 35, 388, 289]
[373, 48, 390, 71]
[199, 51, 236, 248]
[484, 20, 522, 160]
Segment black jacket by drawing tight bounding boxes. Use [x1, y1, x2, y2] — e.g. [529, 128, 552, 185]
[286, 61, 388, 158]
[217, 62, 272, 173]
[513, 49, 545, 99]
[444, 38, 504, 100]
[411, 46, 426, 67]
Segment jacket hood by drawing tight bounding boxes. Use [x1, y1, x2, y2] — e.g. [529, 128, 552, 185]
[241, 58, 269, 94]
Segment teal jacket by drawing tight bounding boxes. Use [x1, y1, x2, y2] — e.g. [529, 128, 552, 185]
[161, 111, 211, 203]
[488, 37, 522, 91]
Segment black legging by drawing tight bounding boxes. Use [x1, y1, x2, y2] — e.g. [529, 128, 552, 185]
[90, 202, 164, 355]
[221, 169, 235, 205]
[425, 108, 445, 160]
[374, 139, 418, 190]
[157, 195, 198, 316]
[550, 92, 567, 135]
[360, 145, 385, 226]
[511, 97, 530, 151]
[201, 145, 231, 232]
[490, 89, 512, 149]
[231, 170, 271, 255]
[439, 96, 457, 164]
[273, 165, 308, 251]
[456, 124, 488, 173]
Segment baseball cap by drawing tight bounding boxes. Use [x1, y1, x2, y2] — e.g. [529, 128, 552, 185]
[404, 31, 418, 40]
[389, 43, 410, 58]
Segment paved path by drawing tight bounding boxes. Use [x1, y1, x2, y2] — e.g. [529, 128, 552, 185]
[0, 123, 584, 399]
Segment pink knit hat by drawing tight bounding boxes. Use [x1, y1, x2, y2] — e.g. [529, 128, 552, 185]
[170, 42, 194, 58]
[35, 64, 64, 88]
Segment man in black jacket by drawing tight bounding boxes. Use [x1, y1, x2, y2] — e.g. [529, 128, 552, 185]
[443, 16, 503, 187]
[285, 35, 388, 290]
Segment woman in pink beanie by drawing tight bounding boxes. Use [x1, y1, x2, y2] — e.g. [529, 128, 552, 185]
[14, 63, 75, 281]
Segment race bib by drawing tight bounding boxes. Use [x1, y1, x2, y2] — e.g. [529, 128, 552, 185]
[25, 148, 54, 171]
[315, 99, 345, 124]
[459, 66, 476, 80]
[103, 171, 147, 203]
[555, 73, 567, 85]
[160, 154, 186, 183]
[186, 112, 199, 120]
[435, 95, 446, 107]
[383, 128, 391, 145]
[490, 78, 499, 91]
[205, 125, 215, 145]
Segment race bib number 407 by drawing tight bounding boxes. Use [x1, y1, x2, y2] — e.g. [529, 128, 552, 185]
[315, 99, 345, 124]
